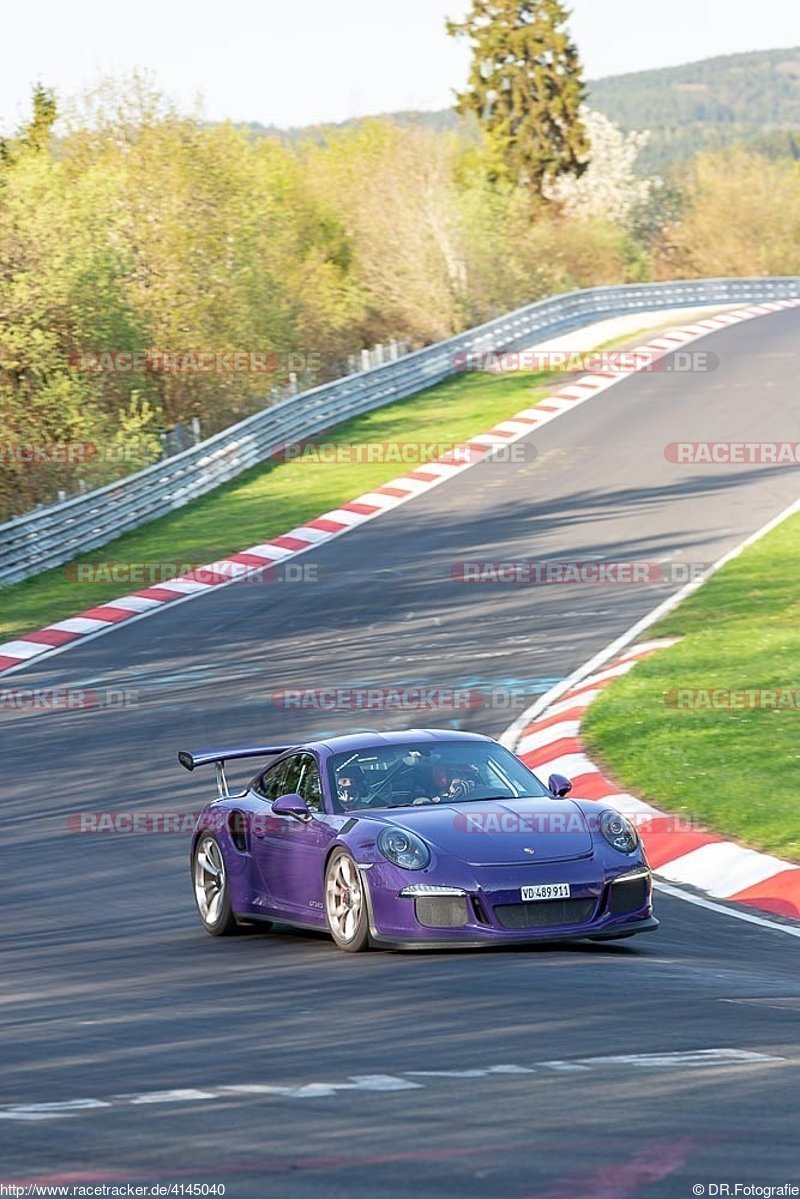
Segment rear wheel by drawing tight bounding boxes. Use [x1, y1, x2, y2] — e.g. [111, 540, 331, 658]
[325, 850, 370, 952]
[193, 834, 238, 936]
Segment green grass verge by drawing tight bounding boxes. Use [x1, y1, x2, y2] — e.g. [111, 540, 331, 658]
[1, 369, 557, 643]
[582, 511, 800, 861]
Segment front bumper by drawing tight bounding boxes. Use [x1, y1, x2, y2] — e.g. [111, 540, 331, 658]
[369, 915, 659, 950]
[364, 862, 657, 949]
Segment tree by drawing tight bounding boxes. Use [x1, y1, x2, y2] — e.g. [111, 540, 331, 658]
[544, 107, 656, 227]
[0, 83, 57, 170]
[21, 84, 58, 152]
[656, 148, 800, 279]
[307, 122, 470, 342]
[447, 0, 589, 193]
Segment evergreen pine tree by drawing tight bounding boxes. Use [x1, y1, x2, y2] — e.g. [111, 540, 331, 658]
[25, 84, 58, 151]
[448, 1, 589, 192]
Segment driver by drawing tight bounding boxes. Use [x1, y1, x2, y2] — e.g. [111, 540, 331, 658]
[336, 762, 368, 810]
[438, 764, 480, 800]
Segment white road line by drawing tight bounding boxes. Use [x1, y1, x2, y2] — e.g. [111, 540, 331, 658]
[0, 1051, 782, 1120]
[579, 1049, 782, 1068]
[219, 1085, 295, 1096]
[538, 1061, 592, 1072]
[124, 1089, 219, 1104]
[0, 1112, 73, 1122]
[406, 1066, 533, 1079]
[0, 1098, 110, 1121]
[654, 882, 800, 939]
[348, 1075, 426, 1091]
[406, 1069, 489, 1078]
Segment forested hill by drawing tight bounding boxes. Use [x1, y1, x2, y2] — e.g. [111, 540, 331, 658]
[244, 48, 800, 172]
[588, 47, 800, 170]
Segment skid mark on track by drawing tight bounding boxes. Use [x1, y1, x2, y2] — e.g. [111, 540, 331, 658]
[523, 1137, 697, 1199]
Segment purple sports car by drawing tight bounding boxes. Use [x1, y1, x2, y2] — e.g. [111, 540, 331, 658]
[180, 729, 658, 951]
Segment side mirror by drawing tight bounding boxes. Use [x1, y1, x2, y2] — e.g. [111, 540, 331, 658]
[272, 793, 313, 822]
[548, 774, 573, 799]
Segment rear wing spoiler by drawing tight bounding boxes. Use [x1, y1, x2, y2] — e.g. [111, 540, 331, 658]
[178, 745, 296, 797]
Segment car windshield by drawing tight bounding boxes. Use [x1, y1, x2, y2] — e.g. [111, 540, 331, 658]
[328, 740, 550, 812]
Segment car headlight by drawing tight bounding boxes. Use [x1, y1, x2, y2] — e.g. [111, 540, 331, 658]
[377, 827, 431, 870]
[599, 810, 639, 855]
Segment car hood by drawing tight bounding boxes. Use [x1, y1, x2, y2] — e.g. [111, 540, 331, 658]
[381, 797, 594, 866]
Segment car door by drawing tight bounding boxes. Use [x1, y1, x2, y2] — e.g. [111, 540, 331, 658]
[247, 756, 292, 909]
[250, 752, 335, 921]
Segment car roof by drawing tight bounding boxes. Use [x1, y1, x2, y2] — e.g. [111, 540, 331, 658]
[306, 728, 496, 756]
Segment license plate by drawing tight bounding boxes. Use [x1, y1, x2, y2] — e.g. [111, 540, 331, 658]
[521, 884, 571, 901]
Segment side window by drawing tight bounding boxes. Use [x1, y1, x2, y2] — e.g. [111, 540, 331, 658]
[280, 756, 304, 797]
[253, 754, 320, 807]
[253, 758, 292, 801]
[296, 755, 323, 811]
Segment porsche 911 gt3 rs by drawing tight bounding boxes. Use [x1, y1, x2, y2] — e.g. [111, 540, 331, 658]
[180, 729, 658, 951]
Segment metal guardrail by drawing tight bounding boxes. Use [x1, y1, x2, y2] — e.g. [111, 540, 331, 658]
[3, 276, 799, 587]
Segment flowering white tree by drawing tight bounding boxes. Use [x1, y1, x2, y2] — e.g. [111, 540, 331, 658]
[545, 107, 658, 226]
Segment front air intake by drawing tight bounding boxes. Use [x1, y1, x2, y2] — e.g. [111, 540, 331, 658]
[608, 876, 650, 916]
[414, 896, 469, 928]
[494, 898, 596, 929]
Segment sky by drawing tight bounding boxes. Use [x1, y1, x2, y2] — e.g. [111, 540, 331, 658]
[1, 0, 798, 133]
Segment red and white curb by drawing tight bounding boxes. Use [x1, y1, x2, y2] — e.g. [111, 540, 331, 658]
[2, 297, 798, 678]
[513, 640, 800, 922]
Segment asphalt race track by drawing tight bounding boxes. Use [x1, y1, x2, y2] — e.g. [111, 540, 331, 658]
[3, 309, 800, 1196]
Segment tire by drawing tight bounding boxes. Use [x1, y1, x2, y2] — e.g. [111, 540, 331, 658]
[192, 833, 239, 936]
[324, 850, 370, 952]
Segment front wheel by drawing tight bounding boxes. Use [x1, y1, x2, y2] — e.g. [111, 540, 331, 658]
[325, 850, 370, 952]
[193, 833, 238, 936]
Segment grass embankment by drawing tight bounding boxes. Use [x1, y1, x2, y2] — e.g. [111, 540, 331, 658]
[1, 368, 557, 643]
[582, 512, 800, 861]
